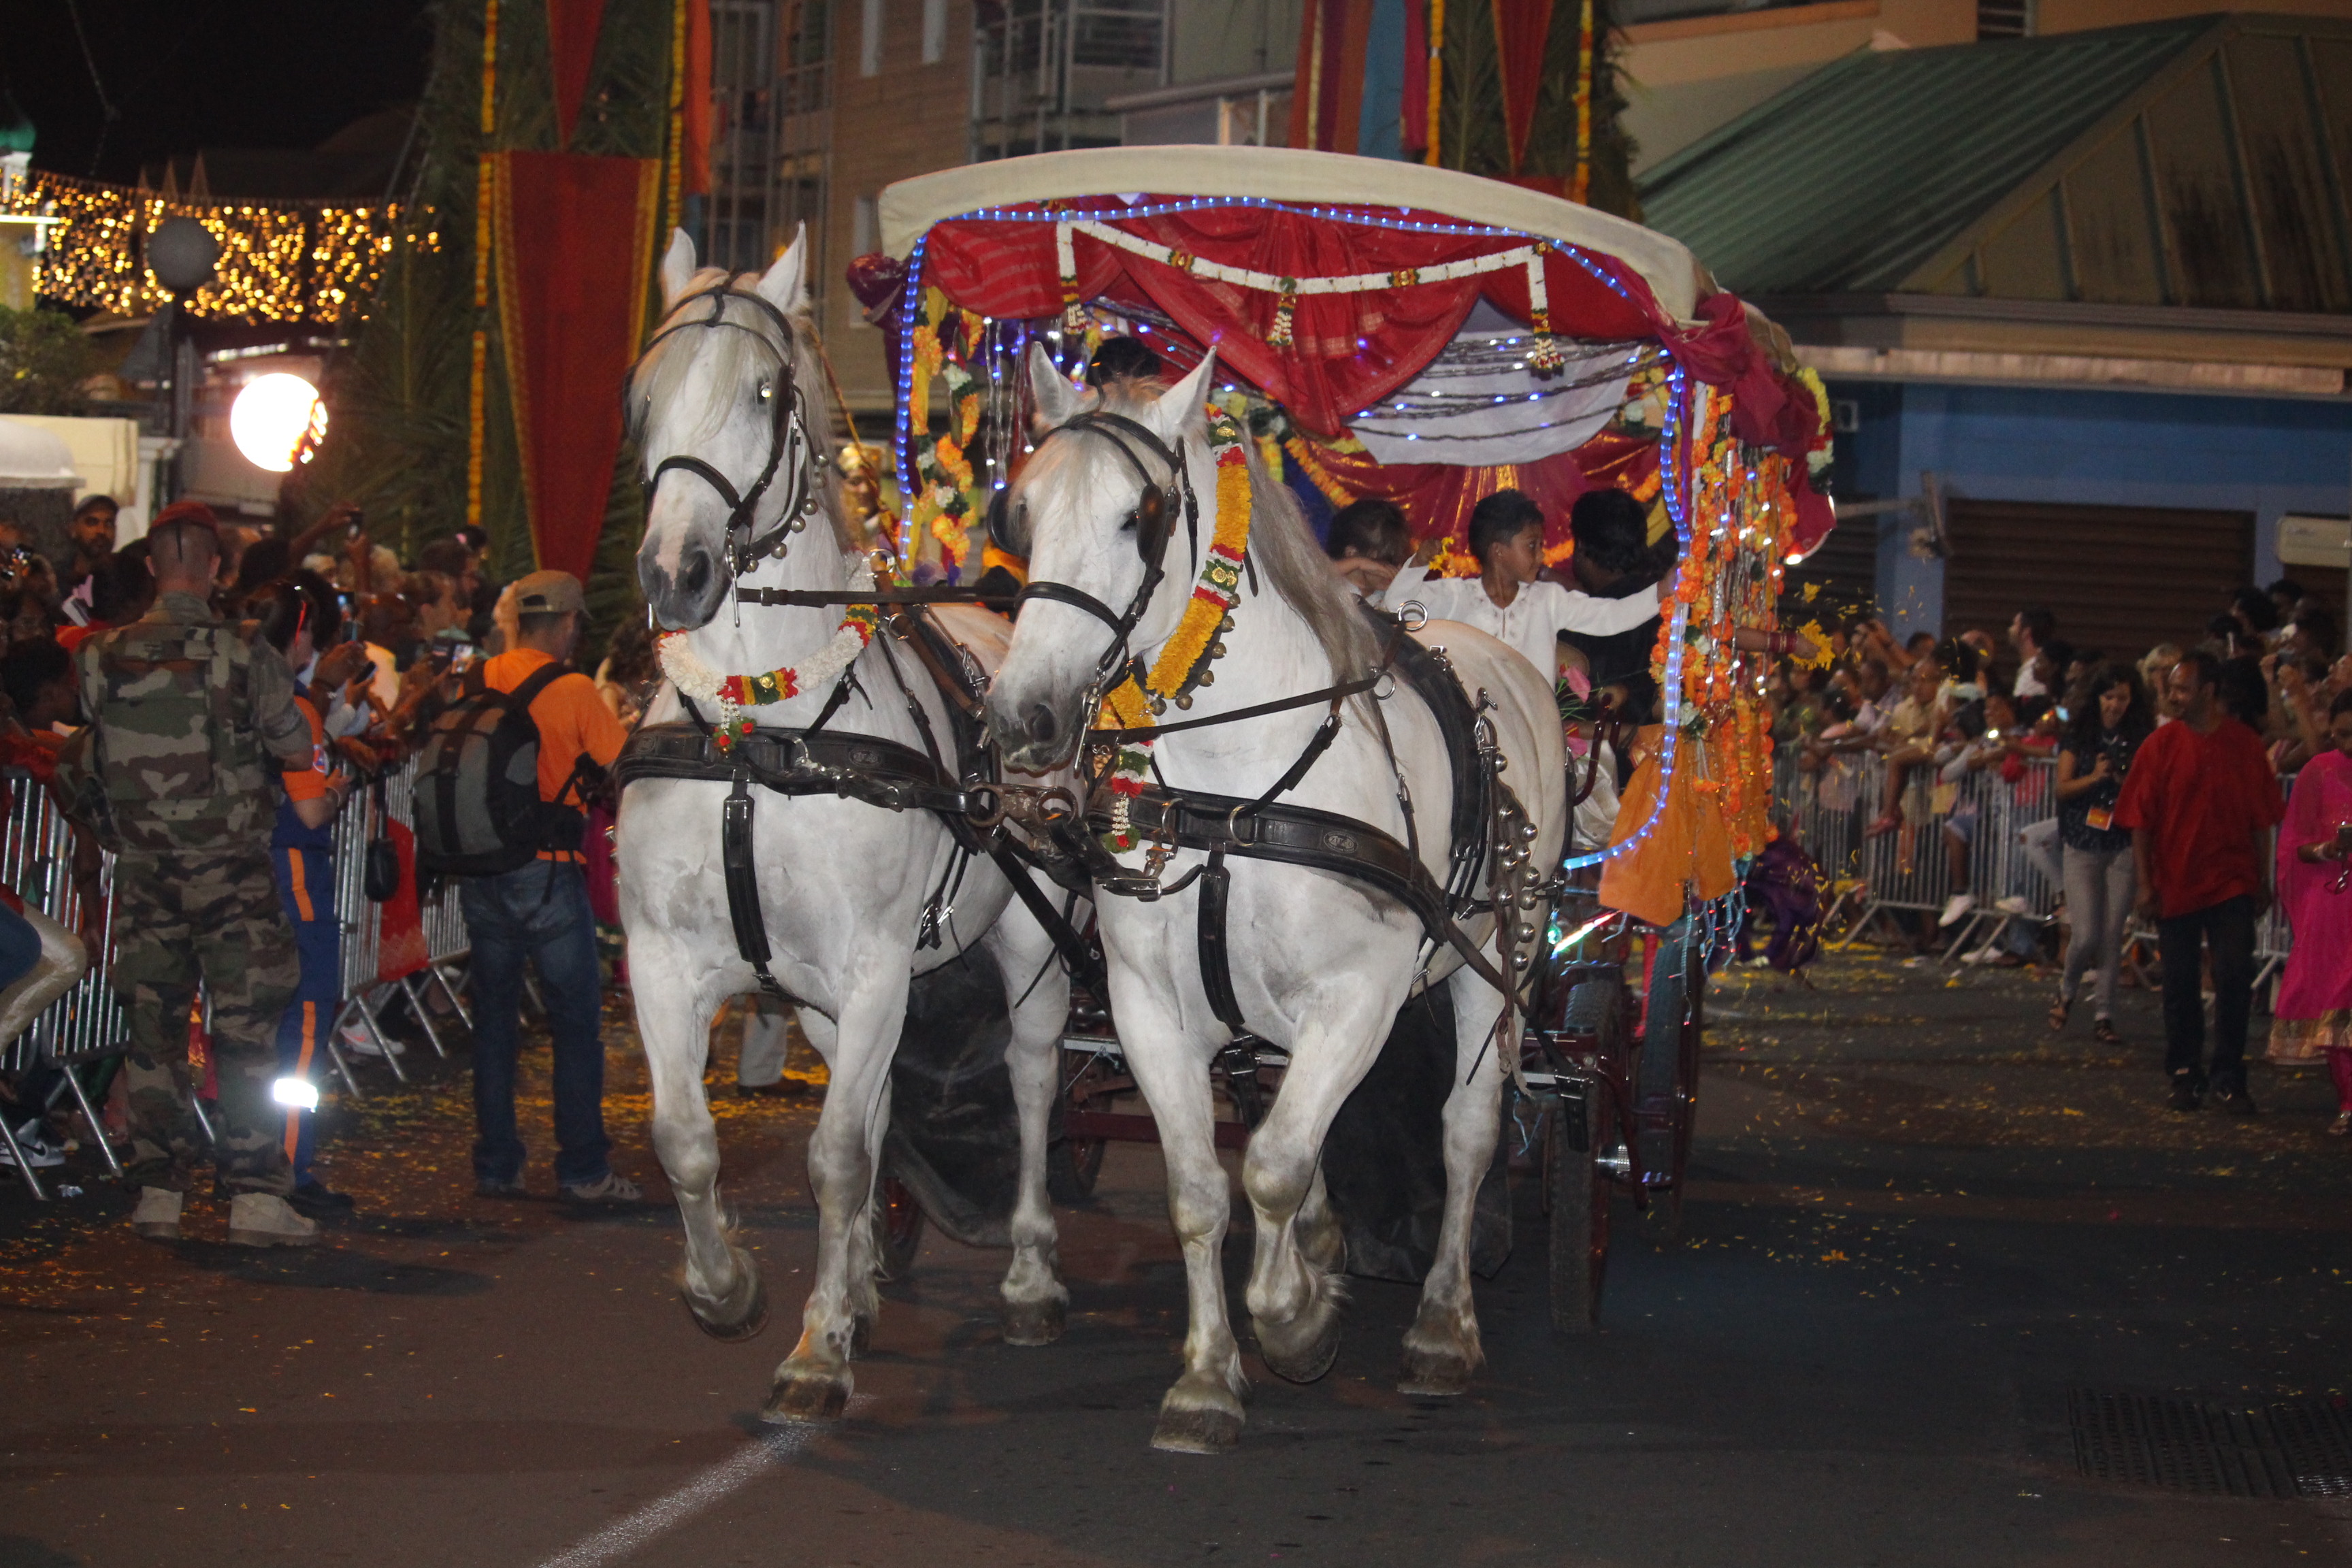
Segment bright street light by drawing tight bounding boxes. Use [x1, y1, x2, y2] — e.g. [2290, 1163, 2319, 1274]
[230, 372, 328, 473]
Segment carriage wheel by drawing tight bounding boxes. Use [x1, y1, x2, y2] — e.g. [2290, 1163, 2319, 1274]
[876, 1169, 926, 1280]
[1047, 1134, 1106, 1204]
[1545, 1083, 1612, 1333]
[1050, 1045, 1113, 1205]
[1639, 918, 1700, 1235]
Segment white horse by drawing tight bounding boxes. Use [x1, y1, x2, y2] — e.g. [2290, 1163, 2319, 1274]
[985, 344, 1565, 1452]
[620, 231, 1074, 1422]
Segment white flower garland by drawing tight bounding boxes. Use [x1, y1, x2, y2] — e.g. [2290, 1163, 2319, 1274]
[658, 557, 879, 751]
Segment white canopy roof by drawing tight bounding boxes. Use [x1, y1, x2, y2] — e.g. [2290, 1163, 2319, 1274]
[879, 146, 1710, 324]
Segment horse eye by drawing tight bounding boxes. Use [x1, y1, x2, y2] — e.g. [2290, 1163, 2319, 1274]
[757, 381, 773, 402]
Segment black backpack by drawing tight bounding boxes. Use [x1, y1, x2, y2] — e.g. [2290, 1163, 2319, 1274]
[412, 663, 585, 877]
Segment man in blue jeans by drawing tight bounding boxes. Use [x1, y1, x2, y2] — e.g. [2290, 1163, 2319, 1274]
[459, 572, 638, 1204]
[2115, 651, 2284, 1114]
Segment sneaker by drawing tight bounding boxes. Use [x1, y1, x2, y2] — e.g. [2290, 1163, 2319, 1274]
[287, 1179, 355, 1219]
[130, 1186, 182, 1242]
[0, 1118, 64, 1169]
[475, 1177, 532, 1200]
[2215, 1086, 2259, 1117]
[1994, 896, 2033, 916]
[226, 1192, 320, 1247]
[561, 1171, 643, 1206]
[1962, 943, 2004, 966]
[1939, 893, 1976, 928]
[339, 1024, 406, 1058]
[2169, 1074, 2205, 1113]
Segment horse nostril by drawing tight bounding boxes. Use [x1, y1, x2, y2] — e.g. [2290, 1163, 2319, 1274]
[681, 551, 712, 600]
[1024, 702, 1058, 749]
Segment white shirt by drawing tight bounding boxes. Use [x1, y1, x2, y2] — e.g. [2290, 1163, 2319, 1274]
[2013, 661, 2046, 700]
[1382, 567, 1661, 681]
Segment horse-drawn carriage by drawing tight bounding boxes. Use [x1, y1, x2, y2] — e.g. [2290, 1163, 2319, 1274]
[615, 144, 1831, 1450]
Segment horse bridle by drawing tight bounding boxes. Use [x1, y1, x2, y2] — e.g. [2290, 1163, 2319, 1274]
[629, 280, 822, 575]
[1013, 411, 1199, 687]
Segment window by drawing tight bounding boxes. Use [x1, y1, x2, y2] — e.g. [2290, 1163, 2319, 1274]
[853, 193, 879, 257]
[921, 0, 947, 63]
[1976, 0, 2032, 39]
[860, 0, 883, 76]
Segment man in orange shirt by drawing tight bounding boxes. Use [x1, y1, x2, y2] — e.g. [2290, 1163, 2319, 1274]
[462, 572, 639, 1205]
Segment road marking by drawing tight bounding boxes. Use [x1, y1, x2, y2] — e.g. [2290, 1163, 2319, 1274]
[532, 1405, 865, 1568]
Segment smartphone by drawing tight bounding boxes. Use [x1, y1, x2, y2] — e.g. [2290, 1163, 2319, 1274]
[1985, 728, 2002, 742]
[346, 508, 366, 539]
[448, 642, 477, 674]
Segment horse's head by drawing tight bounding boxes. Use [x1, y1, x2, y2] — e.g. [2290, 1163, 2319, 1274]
[985, 340, 1217, 771]
[630, 227, 819, 631]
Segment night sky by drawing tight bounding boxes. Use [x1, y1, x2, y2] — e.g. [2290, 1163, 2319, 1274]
[6, 1, 435, 182]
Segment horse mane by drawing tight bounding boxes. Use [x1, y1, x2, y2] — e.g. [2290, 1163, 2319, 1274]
[630, 265, 855, 556]
[1094, 381, 1382, 686]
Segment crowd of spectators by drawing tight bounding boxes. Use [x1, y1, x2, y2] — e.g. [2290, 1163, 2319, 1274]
[1772, 582, 2351, 1118]
[0, 494, 664, 1209]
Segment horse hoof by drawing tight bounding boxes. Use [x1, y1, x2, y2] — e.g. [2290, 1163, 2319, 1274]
[1396, 1345, 1475, 1397]
[1151, 1403, 1244, 1454]
[761, 1369, 850, 1424]
[1256, 1311, 1341, 1386]
[1001, 1293, 1067, 1348]
[681, 1271, 768, 1343]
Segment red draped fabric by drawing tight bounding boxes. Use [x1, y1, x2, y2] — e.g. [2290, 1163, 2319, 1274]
[546, 0, 608, 146]
[1291, 429, 1659, 551]
[920, 203, 1662, 438]
[1493, 0, 1558, 173]
[494, 151, 664, 580]
[909, 197, 1831, 547]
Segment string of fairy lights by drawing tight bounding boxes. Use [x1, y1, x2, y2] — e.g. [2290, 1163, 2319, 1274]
[0, 169, 436, 323]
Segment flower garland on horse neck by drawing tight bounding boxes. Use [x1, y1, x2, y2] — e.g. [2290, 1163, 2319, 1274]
[657, 555, 884, 754]
[1095, 406, 1254, 852]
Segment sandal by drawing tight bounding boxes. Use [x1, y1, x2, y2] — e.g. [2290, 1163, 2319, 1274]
[2093, 1018, 2123, 1047]
[2047, 996, 2072, 1033]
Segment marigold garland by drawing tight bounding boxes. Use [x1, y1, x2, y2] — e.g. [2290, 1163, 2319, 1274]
[1097, 407, 1254, 852]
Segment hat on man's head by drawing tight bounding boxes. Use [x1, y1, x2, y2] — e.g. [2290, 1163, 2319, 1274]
[512, 569, 587, 617]
[148, 500, 222, 542]
[73, 493, 120, 519]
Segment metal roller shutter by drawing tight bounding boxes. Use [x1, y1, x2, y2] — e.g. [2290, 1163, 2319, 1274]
[1940, 500, 2253, 666]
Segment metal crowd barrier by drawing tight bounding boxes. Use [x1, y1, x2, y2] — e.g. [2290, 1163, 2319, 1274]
[0, 760, 470, 1199]
[1775, 750, 2300, 981]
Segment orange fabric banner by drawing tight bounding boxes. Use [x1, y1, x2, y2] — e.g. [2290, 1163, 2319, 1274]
[493, 150, 662, 579]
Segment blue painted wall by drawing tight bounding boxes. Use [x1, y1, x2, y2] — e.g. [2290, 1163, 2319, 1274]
[1825, 380, 2352, 638]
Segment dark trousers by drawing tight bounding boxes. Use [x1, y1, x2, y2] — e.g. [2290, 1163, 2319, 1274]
[2157, 894, 2257, 1093]
[272, 846, 342, 1186]
[457, 859, 612, 1187]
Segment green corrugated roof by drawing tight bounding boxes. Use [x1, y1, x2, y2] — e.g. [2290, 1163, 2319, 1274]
[1636, 16, 2215, 295]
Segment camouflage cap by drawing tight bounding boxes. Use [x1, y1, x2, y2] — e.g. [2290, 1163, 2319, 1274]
[512, 570, 587, 617]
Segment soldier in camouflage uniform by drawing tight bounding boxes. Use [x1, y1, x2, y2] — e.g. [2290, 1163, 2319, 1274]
[63, 502, 319, 1247]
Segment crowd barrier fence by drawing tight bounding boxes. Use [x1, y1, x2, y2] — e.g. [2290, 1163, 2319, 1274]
[1773, 749, 2298, 982]
[0, 762, 470, 1200]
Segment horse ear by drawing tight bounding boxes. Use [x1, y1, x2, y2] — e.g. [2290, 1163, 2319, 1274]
[659, 229, 698, 310]
[1151, 348, 1218, 441]
[755, 224, 811, 316]
[1027, 340, 1092, 430]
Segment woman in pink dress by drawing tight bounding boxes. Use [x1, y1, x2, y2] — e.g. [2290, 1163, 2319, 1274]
[2269, 688, 2352, 1134]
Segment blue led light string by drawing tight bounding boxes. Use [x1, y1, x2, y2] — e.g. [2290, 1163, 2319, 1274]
[1559, 361, 1693, 870]
[891, 235, 930, 546]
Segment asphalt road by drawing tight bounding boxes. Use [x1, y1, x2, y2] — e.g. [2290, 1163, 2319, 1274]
[3, 949, 2349, 1567]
